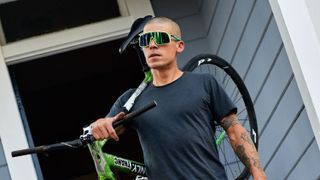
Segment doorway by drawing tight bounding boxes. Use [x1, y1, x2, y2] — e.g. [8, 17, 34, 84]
[8, 38, 144, 180]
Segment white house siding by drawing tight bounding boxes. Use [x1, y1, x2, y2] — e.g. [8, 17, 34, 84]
[151, 0, 320, 179]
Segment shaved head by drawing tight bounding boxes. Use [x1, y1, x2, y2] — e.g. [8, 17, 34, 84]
[144, 17, 182, 38]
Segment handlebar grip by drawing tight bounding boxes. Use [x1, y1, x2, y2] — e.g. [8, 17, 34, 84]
[12, 146, 44, 157]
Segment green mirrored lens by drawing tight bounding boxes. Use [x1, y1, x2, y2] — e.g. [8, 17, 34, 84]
[139, 33, 151, 47]
[156, 32, 170, 45]
[139, 32, 171, 47]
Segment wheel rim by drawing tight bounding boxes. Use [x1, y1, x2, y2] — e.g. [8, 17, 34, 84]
[183, 54, 258, 180]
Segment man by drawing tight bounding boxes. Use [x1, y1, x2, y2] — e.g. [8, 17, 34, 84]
[90, 17, 266, 179]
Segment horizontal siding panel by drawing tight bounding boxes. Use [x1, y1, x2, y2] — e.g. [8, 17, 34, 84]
[0, 140, 10, 180]
[217, 0, 254, 61]
[259, 79, 304, 165]
[208, 0, 235, 54]
[178, 38, 210, 67]
[151, 0, 200, 19]
[264, 109, 313, 179]
[244, 17, 283, 100]
[194, 0, 203, 9]
[253, 47, 292, 131]
[287, 139, 320, 180]
[0, 166, 11, 180]
[200, 0, 218, 32]
[0, 140, 6, 166]
[231, 0, 272, 78]
[176, 14, 206, 42]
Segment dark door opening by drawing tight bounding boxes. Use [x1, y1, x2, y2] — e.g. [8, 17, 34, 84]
[8, 38, 145, 180]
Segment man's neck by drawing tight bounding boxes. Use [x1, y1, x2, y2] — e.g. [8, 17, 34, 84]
[151, 68, 183, 87]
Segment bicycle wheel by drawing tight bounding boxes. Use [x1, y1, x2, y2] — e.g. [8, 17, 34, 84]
[182, 54, 258, 180]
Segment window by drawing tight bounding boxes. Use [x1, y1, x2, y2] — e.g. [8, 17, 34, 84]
[0, 0, 120, 43]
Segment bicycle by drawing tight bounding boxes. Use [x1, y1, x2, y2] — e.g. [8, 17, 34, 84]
[12, 15, 258, 180]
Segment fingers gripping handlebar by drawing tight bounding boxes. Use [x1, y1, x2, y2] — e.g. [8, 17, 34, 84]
[80, 100, 157, 144]
[11, 100, 157, 157]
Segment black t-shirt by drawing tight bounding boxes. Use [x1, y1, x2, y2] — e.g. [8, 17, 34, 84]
[107, 72, 237, 180]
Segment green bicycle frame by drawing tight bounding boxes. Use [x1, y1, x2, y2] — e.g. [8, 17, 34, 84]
[88, 140, 147, 180]
[123, 71, 153, 112]
[87, 130, 226, 180]
[87, 70, 152, 180]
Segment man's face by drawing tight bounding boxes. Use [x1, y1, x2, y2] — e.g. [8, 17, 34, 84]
[142, 22, 184, 70]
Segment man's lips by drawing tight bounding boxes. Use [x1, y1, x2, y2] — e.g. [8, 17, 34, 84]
[148, 53, 161, 58]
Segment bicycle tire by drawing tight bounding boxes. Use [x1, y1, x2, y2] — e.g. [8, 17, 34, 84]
[182, 54, 258, 180]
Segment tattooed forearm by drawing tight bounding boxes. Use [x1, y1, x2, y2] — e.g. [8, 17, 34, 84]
[252, 157, 263, 171]
[235, 144, 251, 170]
[221, 115, 240, 130]
[222, 114, 266, 178]
[236, 132, 263, 170]
[240, 132, 256, 149]
[236, 143, 263, 171]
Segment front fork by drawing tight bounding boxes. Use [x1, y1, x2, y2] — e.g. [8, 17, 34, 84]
[82, 127, 148, 180]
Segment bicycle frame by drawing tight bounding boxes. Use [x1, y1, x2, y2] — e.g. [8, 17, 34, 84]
[85, 71, 153, 180]
[87, 134, 147, 180]
[86, 121, 227, 180]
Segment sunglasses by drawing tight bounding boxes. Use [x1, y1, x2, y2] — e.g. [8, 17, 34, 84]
[139, 31, 181, 47]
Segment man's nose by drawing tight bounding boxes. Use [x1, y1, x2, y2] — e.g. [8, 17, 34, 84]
[148, 39, 158, 48]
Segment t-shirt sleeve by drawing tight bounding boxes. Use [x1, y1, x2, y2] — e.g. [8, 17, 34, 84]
[208, 75, 237, 124]
[106, 88, 135, 117]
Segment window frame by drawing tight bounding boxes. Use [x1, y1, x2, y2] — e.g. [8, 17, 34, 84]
[1, 0, 154, 65]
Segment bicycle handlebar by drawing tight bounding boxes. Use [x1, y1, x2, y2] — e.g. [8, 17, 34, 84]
[11, 139, 82, 157]
[12, 100, 157, 157]
[113, 100, 156, 127]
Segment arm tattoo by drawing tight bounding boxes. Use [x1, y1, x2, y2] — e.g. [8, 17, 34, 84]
[235, 145, 251, 170]
[240, 132, 256, 149]
[220, 115, 240, 130]
[252, 157, 263, 171]
[236, 144, 263, 171]
[237, 132, 263, 170]
[222, 115, 264, 173]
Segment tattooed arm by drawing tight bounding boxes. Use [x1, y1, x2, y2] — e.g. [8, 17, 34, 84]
[220, 113, 266, 180]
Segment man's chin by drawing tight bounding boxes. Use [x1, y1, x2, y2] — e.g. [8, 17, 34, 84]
[148, 62, 163, 68]
[148, 63, 162, 69]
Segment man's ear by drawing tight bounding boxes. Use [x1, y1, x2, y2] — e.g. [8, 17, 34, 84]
[176, 41, 185, 53]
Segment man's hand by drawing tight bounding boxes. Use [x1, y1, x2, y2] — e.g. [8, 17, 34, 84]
[221, 113, 266, 180]
[90, 112, 126, 141]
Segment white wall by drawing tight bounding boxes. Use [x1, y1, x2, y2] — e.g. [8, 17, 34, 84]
[0, 47, 38, 180]
[269, 0, 320, 150]
[305, 0, 320, 45]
